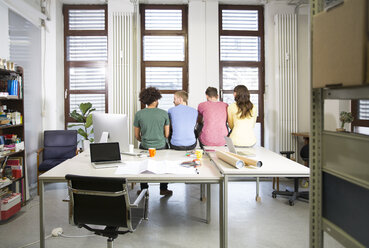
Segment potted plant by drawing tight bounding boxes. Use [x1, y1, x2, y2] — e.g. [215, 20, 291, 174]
[68, 102, 95, 150]
[336, 111, 354, 132]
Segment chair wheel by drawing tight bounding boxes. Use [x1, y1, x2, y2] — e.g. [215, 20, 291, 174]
[289, 200, 294, 206]
[272, 193, 276, 198]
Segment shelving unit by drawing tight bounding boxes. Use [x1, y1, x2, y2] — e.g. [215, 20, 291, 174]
[310, 1, 369, 247]
[0, 67, 26, 213]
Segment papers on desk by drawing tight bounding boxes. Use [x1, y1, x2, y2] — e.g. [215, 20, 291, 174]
[115, 159, 197, 175]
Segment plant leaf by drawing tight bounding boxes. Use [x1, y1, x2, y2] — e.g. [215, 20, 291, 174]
[85, 114, 93, 128]
[86, 108, 96, 116]
[77, 128, 88, 140]
[79, 103, 92, 116]
[70, 110, 84, 122]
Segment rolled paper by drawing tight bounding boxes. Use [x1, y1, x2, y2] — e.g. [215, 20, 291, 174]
[226, 151, 262, 168]
[215, 150, 245, 169]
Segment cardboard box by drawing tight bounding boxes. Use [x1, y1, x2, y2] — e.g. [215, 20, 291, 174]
[313, 0, 369, 88]
[0, 193, 21, 221]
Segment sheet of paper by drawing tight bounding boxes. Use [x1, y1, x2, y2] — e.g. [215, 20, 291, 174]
[115, 159, 196, 175]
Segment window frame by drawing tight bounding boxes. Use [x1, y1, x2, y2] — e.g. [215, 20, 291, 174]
[140, 4, 188, 109]
[351, 100, 369, 130]
[63, 4, 108, 127]
[218, 5, 265, 146]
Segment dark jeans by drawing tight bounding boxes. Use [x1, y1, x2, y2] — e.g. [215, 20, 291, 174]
[170, 141, 197, 151]
[139, 143, 169, 190]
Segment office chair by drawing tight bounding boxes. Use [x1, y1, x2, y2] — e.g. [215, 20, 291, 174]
[272, 144, 309, 206]
[37, 130, 78, 194]
[66, 174, 149, 248]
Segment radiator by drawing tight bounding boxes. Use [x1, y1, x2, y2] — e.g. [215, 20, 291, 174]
[275, 14, 298, 155]
[110, 12, 136, 143]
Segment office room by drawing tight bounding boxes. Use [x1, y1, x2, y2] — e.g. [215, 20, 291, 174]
[0, 0, 368, 247]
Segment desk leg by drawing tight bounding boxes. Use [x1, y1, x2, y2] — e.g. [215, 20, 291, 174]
[206, 184, 211, 224]
[39, 180, 45, 248]
[220, 175, 228, 248]
[255, 177, 261, 202]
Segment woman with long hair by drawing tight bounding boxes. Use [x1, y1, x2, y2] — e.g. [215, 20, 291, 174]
[227, 85, 257, 147]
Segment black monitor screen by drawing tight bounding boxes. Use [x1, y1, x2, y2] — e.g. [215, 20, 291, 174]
[90, 142, 121, 162]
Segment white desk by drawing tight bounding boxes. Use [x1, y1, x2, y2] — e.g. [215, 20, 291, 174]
[206, 146, 310, 248]
[38, 150, 222, 248]
[39, 147, 310, 248]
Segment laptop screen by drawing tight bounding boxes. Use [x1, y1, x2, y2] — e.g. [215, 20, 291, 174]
[90, 142, 121, 162]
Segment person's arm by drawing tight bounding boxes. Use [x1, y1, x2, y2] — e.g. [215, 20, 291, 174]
[134, 127, 142, 142]
[164, 125, 170, 138]
[227, 105, 234, 129]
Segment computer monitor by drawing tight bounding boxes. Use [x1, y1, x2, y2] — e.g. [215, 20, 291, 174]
[92, 112, 129, 153]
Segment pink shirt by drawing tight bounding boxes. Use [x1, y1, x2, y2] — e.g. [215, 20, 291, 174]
[198, 101, 228, 146]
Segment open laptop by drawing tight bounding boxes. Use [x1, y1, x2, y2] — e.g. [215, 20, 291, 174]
[90, 142, 124, 169]
[224, 136, 255, 157]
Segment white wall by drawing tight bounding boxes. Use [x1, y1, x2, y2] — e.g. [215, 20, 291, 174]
[0, 2, 9, 60]
[40, 0, 312, 152]
[42, 0, 64, 130]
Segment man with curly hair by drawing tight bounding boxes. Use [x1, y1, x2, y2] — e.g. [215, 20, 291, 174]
[133, 87, 172, 196]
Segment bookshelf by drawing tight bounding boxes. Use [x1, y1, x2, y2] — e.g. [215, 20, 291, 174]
[0, 66, 26, 221]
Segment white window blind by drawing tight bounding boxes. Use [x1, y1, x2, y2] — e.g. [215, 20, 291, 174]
[67, 36, 107, 61]
[222, 67, 259, 90]
[359, 100, 369, 120]
[70, 94, 105, 112]
[145, 9, 182, 30]
[143, 36, 184, 61]
[69, 9, 105, 30]
[220, 36, 260, 61]
[145, 67, 182, 90]
[222, 10, 258, 31]
[69, 67, 106, 90]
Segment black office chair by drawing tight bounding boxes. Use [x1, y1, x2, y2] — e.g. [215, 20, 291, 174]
[37, 130, 78, 194]
[66, 174, 149, 248]
[272, 144, 309, 206]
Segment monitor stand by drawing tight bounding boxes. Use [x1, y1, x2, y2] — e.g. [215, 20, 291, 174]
[99, 132, 109, 143]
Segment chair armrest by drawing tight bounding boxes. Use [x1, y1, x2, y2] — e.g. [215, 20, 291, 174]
[130, 189, 148, 208]
[37, 148, 44, 167]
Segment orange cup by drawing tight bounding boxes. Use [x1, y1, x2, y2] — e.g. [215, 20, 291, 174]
[148, 148, 156, 157]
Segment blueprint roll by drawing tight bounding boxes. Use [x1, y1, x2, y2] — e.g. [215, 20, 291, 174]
[225, 151, 262, 168]
[215, 150, 244, 169]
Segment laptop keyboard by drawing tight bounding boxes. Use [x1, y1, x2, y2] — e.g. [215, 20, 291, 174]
[93, 160, 123, 165]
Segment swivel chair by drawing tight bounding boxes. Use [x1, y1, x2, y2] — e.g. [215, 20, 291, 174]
[66, 174, 148, 248]
[37, 130, 78, 194]
[272, 144, 309, 206]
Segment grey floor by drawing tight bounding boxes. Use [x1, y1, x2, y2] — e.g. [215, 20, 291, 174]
[0, 180, 310, 248]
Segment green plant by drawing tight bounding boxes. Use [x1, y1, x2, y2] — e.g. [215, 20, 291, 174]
[339, 111, 354, 129]
[68, 102, 95, 143]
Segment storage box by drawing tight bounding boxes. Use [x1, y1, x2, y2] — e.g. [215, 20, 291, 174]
[312, 0, 369, 88]
[0, 193, 21, 221]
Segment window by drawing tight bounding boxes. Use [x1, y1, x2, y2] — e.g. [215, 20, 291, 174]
[219, 5, 265, 146]
[352, 100, 369, 131]
[63, 5, 108, 127]
[140, 5, 188, 110]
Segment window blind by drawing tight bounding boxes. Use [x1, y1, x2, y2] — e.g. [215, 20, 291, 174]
[145, 9, 182, 30]
[222, 9, 258, 31]
[69, 9, 105, 30]
[143, 36, 184, 61]
[67, 36, 107, 61]
[359, 100, 369, 120]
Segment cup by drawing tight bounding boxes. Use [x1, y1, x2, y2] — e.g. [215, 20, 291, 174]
[129, 144, 134, 153]
[148, 148, 156, 157]
[195, 149, 203, 159]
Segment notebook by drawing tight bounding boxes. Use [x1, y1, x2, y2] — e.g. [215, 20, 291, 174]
[90, 142, 123, 169]
[224, 136, 255, 157]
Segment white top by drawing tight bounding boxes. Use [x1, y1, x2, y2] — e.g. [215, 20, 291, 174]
[206, 146, 310, 177]
[39, 149, 222, 183]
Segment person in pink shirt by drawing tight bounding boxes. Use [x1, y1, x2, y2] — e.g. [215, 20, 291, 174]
[197, 87, 228, 147]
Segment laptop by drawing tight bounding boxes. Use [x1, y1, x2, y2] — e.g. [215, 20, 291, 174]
[224, 136, 255, 157]
[90, 142, 124, 169]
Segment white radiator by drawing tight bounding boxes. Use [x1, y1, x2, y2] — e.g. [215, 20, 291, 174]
[275, 14, 298, 154]
[110, 12, 136, 143]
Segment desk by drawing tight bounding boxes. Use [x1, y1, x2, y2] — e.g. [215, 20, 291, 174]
[39, 150, 222, 248]
[206, 146, 310, 248]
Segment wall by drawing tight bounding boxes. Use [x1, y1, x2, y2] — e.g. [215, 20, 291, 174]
[40, 0, 312, 153]
[8, 10, 42, 196]
[0, 2, 9, 60]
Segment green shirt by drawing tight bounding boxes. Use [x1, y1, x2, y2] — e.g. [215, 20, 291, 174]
[133, 108, 170, 149]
